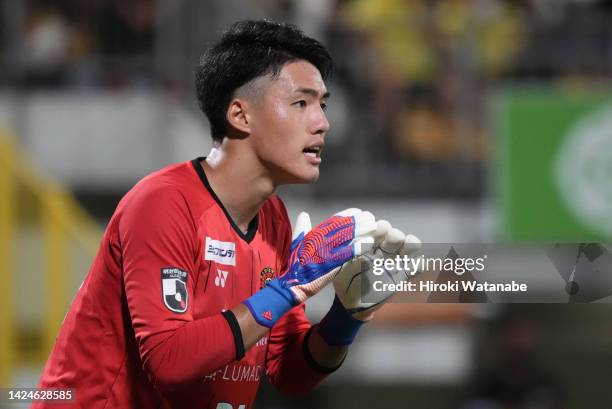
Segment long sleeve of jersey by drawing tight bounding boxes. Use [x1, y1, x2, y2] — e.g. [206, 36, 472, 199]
[119, 182, 237, 392]
[265, 306, 333, 396]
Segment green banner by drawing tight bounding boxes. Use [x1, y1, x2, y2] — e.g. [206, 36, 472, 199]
[496, 87, 612, 241]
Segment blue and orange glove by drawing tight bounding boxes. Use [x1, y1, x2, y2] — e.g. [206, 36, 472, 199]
[243, 209, 378, 328]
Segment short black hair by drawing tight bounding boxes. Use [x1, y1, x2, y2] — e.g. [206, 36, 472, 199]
[195, 20, 333, 141]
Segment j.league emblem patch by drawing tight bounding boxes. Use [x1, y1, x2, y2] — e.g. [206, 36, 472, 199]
[161, 267, 188, 313]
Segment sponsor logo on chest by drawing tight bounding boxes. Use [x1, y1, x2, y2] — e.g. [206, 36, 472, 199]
[205, 237, 236, 266]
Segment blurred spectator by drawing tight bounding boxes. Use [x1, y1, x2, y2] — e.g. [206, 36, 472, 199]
[19, 0, 157, 88]
[94, 0, 156, 56]
[22, 8, 71, 87]
[460, 317, 565, 409]
[338, 0, 526, 164]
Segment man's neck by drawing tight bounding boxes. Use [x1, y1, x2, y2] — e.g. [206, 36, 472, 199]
[201, 141, 275, 234]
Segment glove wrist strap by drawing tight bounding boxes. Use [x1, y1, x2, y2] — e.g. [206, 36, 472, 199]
[243, 279, 295, 328]
[317, 295, 365, 346]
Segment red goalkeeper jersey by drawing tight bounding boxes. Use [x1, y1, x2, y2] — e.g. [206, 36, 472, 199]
[34, 158, 331, 409]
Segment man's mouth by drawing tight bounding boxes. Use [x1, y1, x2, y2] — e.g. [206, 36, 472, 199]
[302, 145, 322, 158]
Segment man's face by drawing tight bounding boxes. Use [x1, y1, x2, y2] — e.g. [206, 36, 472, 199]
[247, 60, 330, 185]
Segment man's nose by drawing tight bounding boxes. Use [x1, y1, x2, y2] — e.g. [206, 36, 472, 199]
[312, 109, 330, 135]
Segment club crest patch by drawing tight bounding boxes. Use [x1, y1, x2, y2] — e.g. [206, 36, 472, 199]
[260, 267, 274, 289]
[161, 268, 188, 313]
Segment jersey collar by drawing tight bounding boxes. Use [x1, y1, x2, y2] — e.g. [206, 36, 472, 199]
[191, 157, 259, 243]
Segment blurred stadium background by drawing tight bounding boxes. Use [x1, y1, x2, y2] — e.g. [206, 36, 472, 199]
[1, 0, 612, 408]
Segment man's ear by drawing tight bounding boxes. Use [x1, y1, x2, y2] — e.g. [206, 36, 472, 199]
[226, 98, 251, 134]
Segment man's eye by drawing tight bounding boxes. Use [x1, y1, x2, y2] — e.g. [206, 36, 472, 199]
[294, 100, 307, 108]
[320, 102, 328, 111]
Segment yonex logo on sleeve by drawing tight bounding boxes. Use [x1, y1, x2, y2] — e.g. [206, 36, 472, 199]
[205, 237, 236, 266]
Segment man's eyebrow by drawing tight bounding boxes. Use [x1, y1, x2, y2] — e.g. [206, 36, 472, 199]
[295, 88, 330, 99]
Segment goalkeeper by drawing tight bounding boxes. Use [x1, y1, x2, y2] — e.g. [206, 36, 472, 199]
[34, 20, 419, 409]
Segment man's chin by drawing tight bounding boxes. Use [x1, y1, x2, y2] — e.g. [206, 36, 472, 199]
[299, 165, 320, 183]
[279, 167, 320, 185]
[303, 170, 320, 183]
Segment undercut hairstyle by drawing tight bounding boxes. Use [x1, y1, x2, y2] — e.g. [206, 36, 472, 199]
[196, 20, 333, 141]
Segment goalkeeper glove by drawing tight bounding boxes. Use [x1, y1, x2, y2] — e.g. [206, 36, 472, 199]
[243, 209, 378, 328]
[318, 219, 421, 345]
